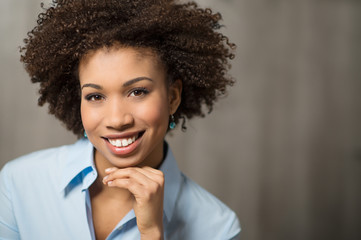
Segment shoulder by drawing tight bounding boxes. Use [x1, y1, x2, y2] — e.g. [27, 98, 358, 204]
[1, 139, 88, 186]
[3, 142, 71, 174]
[170, 173, 241, 239]
[3, 139, 90, 169]
[2, 145, 64, 180]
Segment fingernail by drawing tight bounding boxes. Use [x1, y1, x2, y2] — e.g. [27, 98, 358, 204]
[103, 175, 109, 182]
[107, 181, 113, 186]
[105, 168, 114, 173]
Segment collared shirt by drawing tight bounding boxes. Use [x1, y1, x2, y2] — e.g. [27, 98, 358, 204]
[0, 139, 241, 239]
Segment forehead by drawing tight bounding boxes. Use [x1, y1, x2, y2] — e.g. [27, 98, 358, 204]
[78, 46, 167, 86]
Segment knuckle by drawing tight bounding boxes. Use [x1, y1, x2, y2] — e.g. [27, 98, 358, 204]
[158, 175, 165, 184]
[154, 175, 165, 186]
[157, 170, 164, 178]
[122, 179, 131, 187]
[112, 178, 128, 187]
[112, 179, 122, 185]
[149, 181, 163, 193]
[123, 168, 133, 175]
[109, 170, 120, 179]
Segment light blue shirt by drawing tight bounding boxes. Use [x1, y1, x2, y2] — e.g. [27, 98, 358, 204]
[0, 139, 240, 239]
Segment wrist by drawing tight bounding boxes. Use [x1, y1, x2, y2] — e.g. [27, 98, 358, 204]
[140, 227, 163, 240]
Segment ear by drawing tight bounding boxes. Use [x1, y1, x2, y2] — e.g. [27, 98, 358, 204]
[168, 79, 182, 115]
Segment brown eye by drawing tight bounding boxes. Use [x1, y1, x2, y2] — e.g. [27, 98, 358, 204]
[85, 94, 104, 101]
[129, 88, 149, 97]
[131, 90, 143, 96]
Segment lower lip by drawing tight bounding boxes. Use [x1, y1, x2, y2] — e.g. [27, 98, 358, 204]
[104, 135, 142, 156]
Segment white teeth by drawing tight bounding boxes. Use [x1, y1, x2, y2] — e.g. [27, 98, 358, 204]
[122, 139, 128, 147]
[108, 135, 138, 148]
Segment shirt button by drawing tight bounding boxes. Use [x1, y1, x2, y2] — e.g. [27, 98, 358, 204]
[117, 226, 123, 231]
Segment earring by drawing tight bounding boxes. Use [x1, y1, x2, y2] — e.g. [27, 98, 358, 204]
[84, 131, 87, 138]
[169, 115, 176, 129]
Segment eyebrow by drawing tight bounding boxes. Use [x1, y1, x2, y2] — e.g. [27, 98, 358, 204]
[122, 77, 153, 87]
[81, 83, 102, 90]
[81, 77, 153, 90]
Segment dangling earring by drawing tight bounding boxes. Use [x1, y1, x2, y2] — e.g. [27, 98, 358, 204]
[84, 131, 87, 138]
[169, 115, 176, 129]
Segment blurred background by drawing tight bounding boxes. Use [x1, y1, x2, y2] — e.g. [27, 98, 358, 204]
[1, 0, 360, 239]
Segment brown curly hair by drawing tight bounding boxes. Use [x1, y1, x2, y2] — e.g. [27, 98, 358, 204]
[20, 0, 236, 137]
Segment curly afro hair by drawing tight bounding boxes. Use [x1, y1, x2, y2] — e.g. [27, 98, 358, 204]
[20, 0, 236, 137]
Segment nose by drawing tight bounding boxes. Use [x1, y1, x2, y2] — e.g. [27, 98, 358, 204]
[105, 100, 134, 130]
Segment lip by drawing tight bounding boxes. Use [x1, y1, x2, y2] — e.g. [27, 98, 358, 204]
[102, 131, 144, 156]
[103, 131, 143, 139]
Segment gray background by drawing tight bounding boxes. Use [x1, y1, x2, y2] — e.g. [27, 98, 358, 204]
[1, 0, 360, 239]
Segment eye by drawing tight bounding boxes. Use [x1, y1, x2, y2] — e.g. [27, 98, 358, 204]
[85, 94, 104, 101]
[129, 88, 149, 97]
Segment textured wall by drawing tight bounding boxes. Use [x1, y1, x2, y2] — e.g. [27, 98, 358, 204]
[1, 0, 360, 240]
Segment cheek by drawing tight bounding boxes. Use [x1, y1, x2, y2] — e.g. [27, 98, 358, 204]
[134, 96, 170, 128]
[80, 102, 101, 131]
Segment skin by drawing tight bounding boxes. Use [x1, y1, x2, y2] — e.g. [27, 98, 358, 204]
[79, 46, 182, 240]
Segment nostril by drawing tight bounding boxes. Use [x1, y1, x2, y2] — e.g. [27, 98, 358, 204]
[106, 112, 134, 130]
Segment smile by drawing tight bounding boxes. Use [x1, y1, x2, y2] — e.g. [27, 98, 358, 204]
[105, 131, 144, 148]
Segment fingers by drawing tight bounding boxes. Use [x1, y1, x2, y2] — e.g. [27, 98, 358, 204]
[105, 167, 117, 174]
[102, 167, 164, 198]
[103, 167, 164, 184]
[135, 167, 164, 183]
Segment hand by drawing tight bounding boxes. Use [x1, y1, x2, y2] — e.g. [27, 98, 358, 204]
[103, 166, 165, 240]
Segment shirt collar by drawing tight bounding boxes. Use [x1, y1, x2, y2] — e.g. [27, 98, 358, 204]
[58, 139, 182, 222]
[58, 138, 95, 192]
[159, 142, 183, 222]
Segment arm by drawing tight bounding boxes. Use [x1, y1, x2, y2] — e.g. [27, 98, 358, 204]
[0, 164, 20, 240]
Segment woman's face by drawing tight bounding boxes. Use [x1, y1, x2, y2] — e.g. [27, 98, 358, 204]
[79, 47, 181, 168]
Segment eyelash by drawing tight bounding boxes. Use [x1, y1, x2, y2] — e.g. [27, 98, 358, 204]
[85, 93, 104, 101]
[84, 88, 149, 102]
[129, 87, 150, 97]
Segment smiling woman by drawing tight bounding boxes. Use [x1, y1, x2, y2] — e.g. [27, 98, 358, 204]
[79, 47, 177, 171]
[0, 0, 240, 239]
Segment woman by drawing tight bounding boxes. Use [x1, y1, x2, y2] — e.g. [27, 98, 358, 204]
[0, 0, 240, 239]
